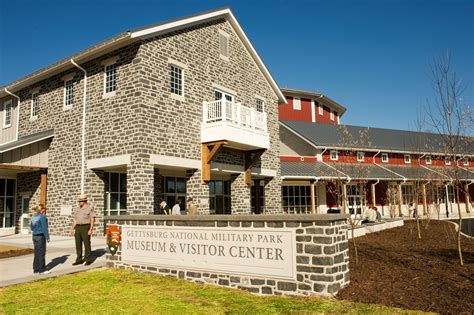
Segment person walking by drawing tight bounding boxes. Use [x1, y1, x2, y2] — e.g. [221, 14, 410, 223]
[31, 204, 50, 274]
[186, 196, 198, 215]
[70, 194, 95, 266]
[171, 199, 181, 215]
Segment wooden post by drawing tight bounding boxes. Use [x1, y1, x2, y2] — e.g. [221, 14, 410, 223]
[310, 180, 316, 214]
[397, 183, 403, 217]
[342, 183, 347, 214]
[40, 173, 47, 206]
[422, 183, 427, 215]
[371, 182, 377, 208]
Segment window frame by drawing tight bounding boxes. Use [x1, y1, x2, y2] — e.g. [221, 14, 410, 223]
[170, 64, 185, 100]
[318, 103, 323, 115]
[3, 100, 12, 129]
[357, 151, 364, 162]
[256, 98, 265, 113]
[63, 79, 74, 109]
[293, 97, 301, 110]
[404, 154, 411, 164]
[30, 91, 39, 120]
[444, 157, 451, 166]
[102, 58, 118, 98]
[330, 150, 338, 161]
[218, 30, 230, 61]
[463, 158, 469, 166]
[381, 153, 389, 163]
[209, 180, 231, 215]
[425, 155, 432, 165]
[105, 172, 127, 216]
[281, 185, 313, 214]
[330, 110, 336, 121]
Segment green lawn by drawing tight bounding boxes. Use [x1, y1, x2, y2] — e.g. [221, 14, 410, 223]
[0, 269, 428, 314]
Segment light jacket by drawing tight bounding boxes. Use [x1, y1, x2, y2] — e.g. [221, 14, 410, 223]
[31, 213, 50, 241]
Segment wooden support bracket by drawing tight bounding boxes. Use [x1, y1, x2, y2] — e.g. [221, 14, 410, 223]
[244, 149, 266, 186]
[201, 141, 227, 183]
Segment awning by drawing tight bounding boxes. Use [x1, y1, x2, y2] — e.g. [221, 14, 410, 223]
[0, 129, 54, 153]
[281, 160, 346, 179]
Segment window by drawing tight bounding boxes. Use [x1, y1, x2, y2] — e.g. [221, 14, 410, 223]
[445, 157, 451, 165]
[381, 153, 389, 163]
[425, 156, 432, 165]
[256, 99, 265, 113]
[209, 180, 231, 214]
[401, 185, 414, 205]
[282, 185, 313, 214]
[219, 30, 229, 60]
[293, 98, 301, 110]
[404, 154, 411, 164]
[347, 184, 364, 215]
[463, 158, 469, 166]
[104, 63, 117, 95]
[330, 111, 335, 121]
[251, 182, 265, 214]
[357, 152, 364, 162]
[105, 172, 127, 216]
[330, 150, 338, 161]
[170, 65, 183, 97]
[0, 178, 16, 228]
[64, 79, 74, 107]
[214, 90, 234, 102]
[3, 100, 12, 128]
[318, 104, 323, 115]
[163, 177, 187, 213]
[31, 92, 39, 119]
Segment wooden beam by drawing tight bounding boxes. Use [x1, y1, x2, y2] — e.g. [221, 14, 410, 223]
[201, 141, 227, 183]
[40, 173, 47, 206]
[0, 164, 44, 171]
[244, 149, 266, 186]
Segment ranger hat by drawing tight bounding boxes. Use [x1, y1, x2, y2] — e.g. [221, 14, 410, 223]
[78, 194, 88, 202]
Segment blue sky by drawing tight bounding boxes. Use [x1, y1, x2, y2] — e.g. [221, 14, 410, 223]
[1, 0, 472, 130]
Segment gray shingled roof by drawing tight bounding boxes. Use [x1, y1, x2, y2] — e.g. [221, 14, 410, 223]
[382, 165, 448, 180]
[328, 163, 401, 180]
[281, 161, 345, 179]
[281, 120, 474, 154]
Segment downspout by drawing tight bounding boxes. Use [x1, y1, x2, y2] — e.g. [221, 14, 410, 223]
[4, 88, 20, 141]
[70, 59, 87, 194]
[371, 179, 380, 208]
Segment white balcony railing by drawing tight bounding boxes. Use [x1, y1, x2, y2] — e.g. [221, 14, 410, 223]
[203, 100, 267, 132]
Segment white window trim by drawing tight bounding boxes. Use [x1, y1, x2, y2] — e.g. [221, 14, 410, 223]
[293, 98, 301, 110]
[63, 79, 74, 110]
[425, 156, 432, 165]
[404, 154, 411, 164]
[256, 97, 265, 113]
[3, 100, 12, 129]
[381, 153, 389, 163]
[357, 152, 364, 162]
[330, 110, 335, 121]
[103, 57, 118, 98]
[318, 103, 323, 115]
[311, 99, 315, 122]
[30, 91, 39, 121]
[170, 63, 185, 101]
[463, 158, 469, 166]
[330, 150, 338, 161]
[444, 158, 451, 166]
[218, 29, 230, 61]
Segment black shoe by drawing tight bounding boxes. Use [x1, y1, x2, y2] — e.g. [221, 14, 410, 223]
[84, 261, 93, 266]
[72, 260, 84, 266]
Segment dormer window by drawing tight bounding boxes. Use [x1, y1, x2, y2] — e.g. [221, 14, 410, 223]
[330, 150, 338, 161]
[293, 98, 301, 110]
[381, 153, 389, 163]
[463, 158, 469, 166]
[318, 104, 323, 115]
[357, 152, 364, 162]
[404, 154, 411, 164]
[425, 156, 432, 165]
[330, 111, 335, 121]
[445, 157, 451, 166]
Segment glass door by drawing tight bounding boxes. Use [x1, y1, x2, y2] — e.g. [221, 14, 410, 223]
[20, 196, 30, 234]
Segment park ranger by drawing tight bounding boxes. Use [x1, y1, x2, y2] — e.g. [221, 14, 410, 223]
[70, 194, 95, 265]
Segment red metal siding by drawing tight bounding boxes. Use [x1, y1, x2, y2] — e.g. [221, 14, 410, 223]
[280, 156, 317, 162]
[315, 104, 338, 125]
[278, 96, 313, 122]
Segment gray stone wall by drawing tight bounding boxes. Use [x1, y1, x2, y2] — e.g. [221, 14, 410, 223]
[2, 16, 282, 235]
[105, 215, 350, 296]
[15, 171, 42, 232]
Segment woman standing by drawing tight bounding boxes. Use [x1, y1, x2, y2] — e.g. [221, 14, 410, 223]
[31, 204, 50, 274]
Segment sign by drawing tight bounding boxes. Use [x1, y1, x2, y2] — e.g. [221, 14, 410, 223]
[106, 225, 121, 255]
[121, 226, 296, 279]
[60, 205, 72, 216]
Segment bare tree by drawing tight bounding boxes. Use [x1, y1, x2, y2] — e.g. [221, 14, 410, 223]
[425, 54, 473, 266]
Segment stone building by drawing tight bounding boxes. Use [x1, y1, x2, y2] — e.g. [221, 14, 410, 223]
[0, 8, 286, 236]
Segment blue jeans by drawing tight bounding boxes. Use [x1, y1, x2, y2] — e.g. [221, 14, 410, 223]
[33, 234, 46, 273]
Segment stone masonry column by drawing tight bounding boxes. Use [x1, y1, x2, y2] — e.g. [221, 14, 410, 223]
[186, 169, 210, 214]
[263, 174, 282, 214]
[231, 173, 251, 214]
[127, 154, 154, 215]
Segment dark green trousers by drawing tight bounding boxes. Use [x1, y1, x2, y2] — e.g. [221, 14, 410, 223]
[74, 224, 92, 263]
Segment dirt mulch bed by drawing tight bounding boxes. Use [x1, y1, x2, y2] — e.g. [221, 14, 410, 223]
[337, 220, 474, 315]
[0, 245, 34, 259]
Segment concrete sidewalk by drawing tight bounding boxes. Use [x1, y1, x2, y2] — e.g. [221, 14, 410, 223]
[0, 234, 107, 287]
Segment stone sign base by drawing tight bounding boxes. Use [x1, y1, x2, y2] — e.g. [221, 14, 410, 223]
[105, 214, 350, 296]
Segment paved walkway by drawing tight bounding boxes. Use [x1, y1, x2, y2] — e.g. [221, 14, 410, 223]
[0, 234, 107, 287]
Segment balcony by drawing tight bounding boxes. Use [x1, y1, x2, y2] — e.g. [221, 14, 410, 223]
[201, 100, 269, 150]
